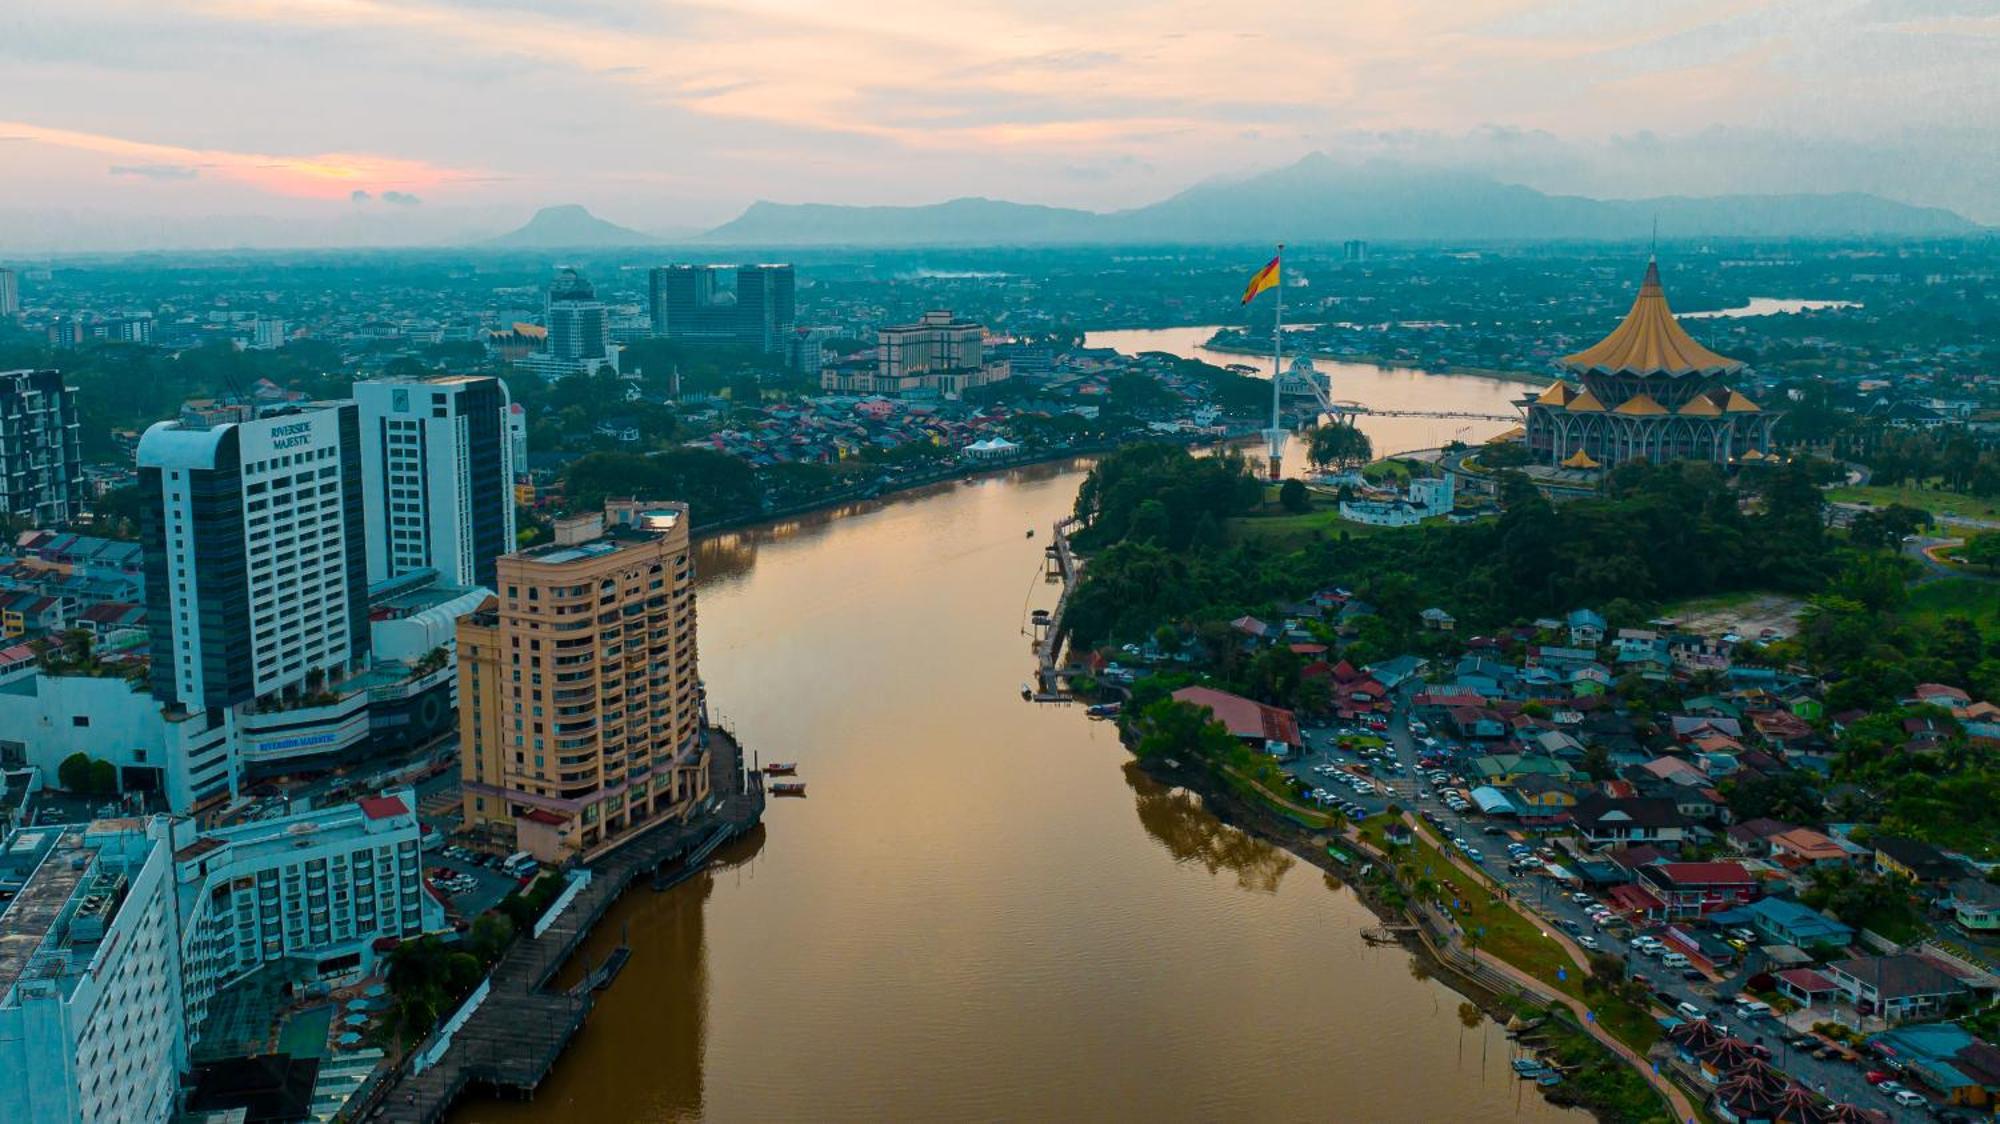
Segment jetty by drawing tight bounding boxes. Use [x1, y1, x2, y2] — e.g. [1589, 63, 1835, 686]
[1032, 515, 1083, 696]
[359, 728, 765, 1123]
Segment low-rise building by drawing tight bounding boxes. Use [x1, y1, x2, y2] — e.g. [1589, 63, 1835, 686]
[1825, 954, 1969, 1023]
[1740, 896, 1854, 950]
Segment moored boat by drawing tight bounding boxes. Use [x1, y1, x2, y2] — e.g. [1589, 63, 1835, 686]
[772, 782, 807, 797]
[764, 762, 798, 775]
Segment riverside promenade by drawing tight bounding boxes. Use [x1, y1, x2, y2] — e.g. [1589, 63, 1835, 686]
[362, 730, 765, 1123]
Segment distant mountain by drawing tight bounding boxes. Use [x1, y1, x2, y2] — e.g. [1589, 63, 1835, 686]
[697, 154, 1980, 246]
[484, 204, 660, 248]
[699, 197, 1100, 246]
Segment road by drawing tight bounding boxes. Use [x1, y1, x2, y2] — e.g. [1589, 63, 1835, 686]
[1285, 684, 1928, 1121]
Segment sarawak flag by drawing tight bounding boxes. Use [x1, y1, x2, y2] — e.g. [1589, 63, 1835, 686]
[1241, 256, 1280, 304]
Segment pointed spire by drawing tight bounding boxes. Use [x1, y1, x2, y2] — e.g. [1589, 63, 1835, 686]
[1557, 259, 1744, 379]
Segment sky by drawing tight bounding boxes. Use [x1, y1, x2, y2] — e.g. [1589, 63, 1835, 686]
[2, 0, 1998, 250]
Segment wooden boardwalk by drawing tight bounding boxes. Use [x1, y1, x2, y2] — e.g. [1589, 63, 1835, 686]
[357, 730, 765, 1123]
[1034, 516, 1083, 694]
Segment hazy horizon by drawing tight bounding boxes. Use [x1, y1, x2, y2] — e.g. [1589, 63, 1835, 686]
[4, 0, 1999, 251]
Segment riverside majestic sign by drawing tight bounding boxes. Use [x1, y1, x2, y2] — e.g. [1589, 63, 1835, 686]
[268, 420, 315, 449]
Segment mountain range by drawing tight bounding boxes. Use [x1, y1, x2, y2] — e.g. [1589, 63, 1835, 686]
[693, 154, 1980, 246]
[483, 204, 668, 248]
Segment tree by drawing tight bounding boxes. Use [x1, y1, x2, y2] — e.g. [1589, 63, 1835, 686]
[1278, 478, 1310, 514]
[1307, 423, 1372, 471]
[1129, 699, 1239, 761]
[88, 760, 118, 795]
[58, 752, 93, 793]
[1964, 533, 2000, 572]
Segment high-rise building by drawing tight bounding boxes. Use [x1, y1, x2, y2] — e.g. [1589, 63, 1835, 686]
[250, 317, 288, 350]
[0, 790, 437, 1123]
[0, 370, 83, 528]
[170, 788, 436, 1043]
[647, 264, 794, 353]
[458, 500, 707, 861]
[0, 817, 186, 1124]
[0, 269, 20, 318]
[355, 375, 517, 588]
[136, 403, 370, 714]
[824, 310, 1010, 398]
[544, 268, 611, 370]
[1343, 239, 1369, 262]
[506, 401, 528, 477]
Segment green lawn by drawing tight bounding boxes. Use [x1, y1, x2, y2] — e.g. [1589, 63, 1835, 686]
[1358, 816, 1661, 1053]
[1827, 484, 2000, 520]
[1228, 504, 1417, 549]
[1906, 578, 2000, 630]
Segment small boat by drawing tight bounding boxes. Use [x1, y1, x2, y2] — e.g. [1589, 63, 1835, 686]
[1085, 703, 1120, 719]
[771, 782, 807, 797]
[1511, 1059, 1547, 1077]
[1536, 1074, 1564, 1088]
[1025, 528, 1035, 538]
[763, 762, 798, 775]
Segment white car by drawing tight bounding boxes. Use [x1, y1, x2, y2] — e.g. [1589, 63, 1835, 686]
[1577, 935, 1599, 950]
[1892, 1090, 1927, 1108]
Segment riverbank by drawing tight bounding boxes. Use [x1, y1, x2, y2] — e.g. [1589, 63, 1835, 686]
[1131, 748, 1683, 1124]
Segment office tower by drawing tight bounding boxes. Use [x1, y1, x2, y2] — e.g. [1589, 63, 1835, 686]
[355, 375, 517, 588]
[0, 818, 186, 1124]
[1343, 239, 1368, 262]
[647, 263, 795, 353]
[0, 269, 19, 318]
[0, 370, 83, 528]
[545, 268, 610, 368]
[136, 403, 370, 713]
[458, 500, 706, 861]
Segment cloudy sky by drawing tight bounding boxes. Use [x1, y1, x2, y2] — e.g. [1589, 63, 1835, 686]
[3, 0, 1997, 248]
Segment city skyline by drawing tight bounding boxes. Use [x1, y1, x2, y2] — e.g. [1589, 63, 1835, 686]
[3, 1, 1999, 250]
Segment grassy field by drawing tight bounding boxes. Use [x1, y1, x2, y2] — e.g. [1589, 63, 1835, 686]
[1827, 484, 2000, 520]
[1228, 503, 1419, 549]
[1357, 816, 1662, 1053]
[1906, 578, 2000, 630]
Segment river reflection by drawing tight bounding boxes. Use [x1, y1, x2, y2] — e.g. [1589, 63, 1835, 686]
[1124, 762, 1294, 893]
[455, 461, 1579, 1123]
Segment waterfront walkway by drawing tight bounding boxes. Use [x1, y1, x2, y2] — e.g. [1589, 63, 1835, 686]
[362, 731, 765, 1123]
[1033, 515, 1083, 694]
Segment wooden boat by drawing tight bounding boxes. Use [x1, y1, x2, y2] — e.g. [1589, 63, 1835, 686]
[771, 782, 808, 797]
[1085, 703, 1120, 719]
[763, 762, 798, 775]
[1511, 1059, 1547, 1077]
[1536, 1074, 1564, 1087]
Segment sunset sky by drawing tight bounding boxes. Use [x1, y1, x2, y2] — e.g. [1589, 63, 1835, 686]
[3, 0, 1997, 247]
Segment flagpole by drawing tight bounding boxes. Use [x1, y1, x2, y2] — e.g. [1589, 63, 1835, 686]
[1269, 242, 1284, 479]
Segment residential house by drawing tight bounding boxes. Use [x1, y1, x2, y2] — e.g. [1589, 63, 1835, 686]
[1566, 607, 1606, 648]
[1510, 773, 1580, 817]
[1741, 896, 1854, 950]
[1365, 655, 1427, 691]
[1570, 793, 1689, 848]
[1946, 879, 2000, 933]
[1637, 861, 1761, 918]
[1874, 836, 1963, 887]
[1768, 827, 1849, 870]
[1775, 968, 1842, 1009]
[1419, 607, 1456, 632]
[1471, 753, 1581, 787]
[1825, 954, 1969, 1023]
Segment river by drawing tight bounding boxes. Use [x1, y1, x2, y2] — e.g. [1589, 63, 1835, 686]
[1083, 325, 1536, 455]
[454, 462, 1580, 1123]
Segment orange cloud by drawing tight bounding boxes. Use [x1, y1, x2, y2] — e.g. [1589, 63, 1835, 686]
[0, 119, 479, 200]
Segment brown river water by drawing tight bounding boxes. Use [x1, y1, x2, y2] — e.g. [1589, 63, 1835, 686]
[453, 458, 1581, 1123]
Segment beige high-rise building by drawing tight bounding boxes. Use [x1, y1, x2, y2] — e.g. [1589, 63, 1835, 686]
[458, 499, 707, 861]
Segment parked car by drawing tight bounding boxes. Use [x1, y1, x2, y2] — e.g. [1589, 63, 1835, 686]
[1577, 936, 1599, 951]
[1675, 1002, 1704, 1021]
